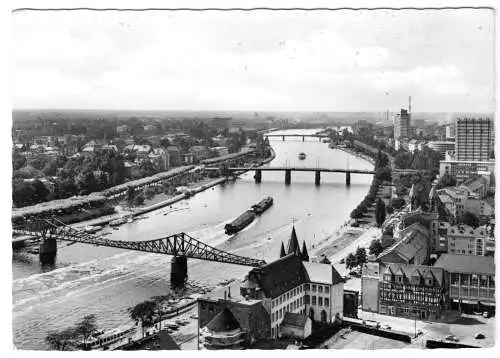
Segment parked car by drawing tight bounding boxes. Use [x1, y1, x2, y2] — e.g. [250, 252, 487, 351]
[482, 311, 490, 318]
[381, 324, 391, 330]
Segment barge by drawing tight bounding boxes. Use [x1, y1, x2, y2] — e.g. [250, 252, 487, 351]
[225, 210, 256, 235]
[251, 197, 273, 215]
[298, 152, 306, 160]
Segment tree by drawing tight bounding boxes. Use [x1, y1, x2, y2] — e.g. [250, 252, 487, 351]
[76, 170, 99, 195]
[128, 300, 157, 338]
[45, 328, 78, 351]
[355, 247, 367, 272]
[143, 186, 156, 200]
[461, 211, 480, 228]
[345, 253, 357, 272]
[133, 193, 145, 206]
[12, 179, 35, 207]
[375, 198, 386, 227]
[31, 179, 50, 204]
[127, 187, 135, 207]
[390, 197, 406, 210]
[12, 152, 26, 171]
[74, 314, 98, 349]
[139, 160, 157, 177]
[369, 239, 384, 257]
[30, 154, 51, 170]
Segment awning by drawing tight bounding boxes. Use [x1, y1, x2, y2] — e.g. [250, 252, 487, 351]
[479, 301, 496, 307]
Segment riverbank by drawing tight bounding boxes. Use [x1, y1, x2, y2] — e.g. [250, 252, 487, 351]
[334, 145, 376, 165]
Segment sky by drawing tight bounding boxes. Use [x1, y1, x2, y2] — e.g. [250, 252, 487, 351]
[12, 9, 495, 112]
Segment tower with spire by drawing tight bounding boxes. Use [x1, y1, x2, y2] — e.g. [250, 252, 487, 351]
[278, 226, 310, 262]
[287, 225, 301, 256]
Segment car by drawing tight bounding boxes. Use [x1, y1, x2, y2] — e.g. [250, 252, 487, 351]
[381, 324, 391, 330]
[482, 311, 490, 318]
[474, 333, 485, 339]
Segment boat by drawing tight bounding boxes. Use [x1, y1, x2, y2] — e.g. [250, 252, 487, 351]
[126, 217, 134, 223]
[322, 139, 329, 143]
[84, 225, 102, 234]
[109, 218, 127, 227]
[224, 210, 256, 235]
[298, 152, 306, 160]
[251, 197, 273, 215]
[84, 325, 136, 350]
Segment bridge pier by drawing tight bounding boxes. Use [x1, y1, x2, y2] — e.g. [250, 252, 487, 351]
[39, 238, 57, 265]
[285, 169, 291, 185]
[346, 172, 351, 186]
[302, 136, 305, 142]
[254, 169, 262, 183]
[315, 170, 321, 186]
[170, 255, 188, 288]
[282, 135, 285, 141]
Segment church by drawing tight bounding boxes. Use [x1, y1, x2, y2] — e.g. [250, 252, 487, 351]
[198, 226, 345, 342]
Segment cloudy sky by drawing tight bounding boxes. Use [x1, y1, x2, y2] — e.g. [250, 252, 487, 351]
[12, 9, 494, 112]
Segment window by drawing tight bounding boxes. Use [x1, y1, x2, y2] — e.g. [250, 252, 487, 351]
[272, 300, 275, 308]
[480, 275, 488, 288]
[272, 312, 275, 321]
[312, 285, 317, 292]
[471, 274, 478, 286]
[318, 286, 323, 293]
[305, 295, 310, 304]
[287, 292, 290, 300]
[451, 273, 459, 285]
[460, 273, 470, 286]
[279, 310, 282, 318]
[305, 284, 310, 290]
[299, 285, 302, 293]
[287, 304, 290, 312]
[325, 287, 329, 294]
[312, 296, 317, 305]
[318, 297, 323, 306]
[279, 296, 282, 305]
[488, 276, 495, 288]
[300, 297, 303, 306]
[324, 298, 329, 307]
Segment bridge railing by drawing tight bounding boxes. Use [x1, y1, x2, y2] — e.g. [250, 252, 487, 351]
[13, 218, 266, 267]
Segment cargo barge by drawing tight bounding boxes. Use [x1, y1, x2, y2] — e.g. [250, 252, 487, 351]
[225, 210, 256, 235]
[251, 197, 273, 215]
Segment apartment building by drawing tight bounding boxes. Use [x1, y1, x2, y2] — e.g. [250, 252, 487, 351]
[455, 117, 494, 161]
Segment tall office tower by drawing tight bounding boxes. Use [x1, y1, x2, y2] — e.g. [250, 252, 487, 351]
[394, 97, 412, 140]
[455, 117, 494, 161]
[445, 124, 455, 139]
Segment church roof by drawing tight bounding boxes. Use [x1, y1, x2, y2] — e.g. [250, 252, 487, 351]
[287, 226, 301, 256]
[206, 308, 241, 333]
[301, 241, 309, 261]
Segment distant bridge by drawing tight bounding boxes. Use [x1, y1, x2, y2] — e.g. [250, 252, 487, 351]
[205, 165, 374, 185]
[13, 217, 265, 287]
[263, 133, 330, 142]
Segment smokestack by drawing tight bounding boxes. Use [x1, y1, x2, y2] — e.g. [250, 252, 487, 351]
[228, 286, 231, 298]
[409, 96, 412, 114]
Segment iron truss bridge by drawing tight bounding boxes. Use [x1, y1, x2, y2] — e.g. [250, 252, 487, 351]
[13, 217, 266, 267]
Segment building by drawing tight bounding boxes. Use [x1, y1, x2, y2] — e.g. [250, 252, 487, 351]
[118, 331, 180, 351]
[439, 159, 495, 184]
[279, 312, 312, 339]
[148, 148, 170, 171]
[446, 124, 455, 140]
[189, 146, 210, 162]
[428, 141, 455, 159]
[212, 117, 233, 131]
[436, 186, 494, 222]
[211, 146, 229, 157]
[446, 225, 494, 257]
[377, 222, 430, 265]
[202, 308, 245, 350]
[362, 262, 447, 320]
[408, 139, 427, 153]
[434, 254, 495, 313]
[455, 117, 494, 161]
[124, 144, 153, 159]
[394, 108, 411, 140]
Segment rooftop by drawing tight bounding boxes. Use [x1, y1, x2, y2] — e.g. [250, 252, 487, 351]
[434, 254, 495, 275]
[302, 261, 344, 285]
[200, 281, 260, 306]
[281, 312, 308, 328]
[206, 308, 242, 333]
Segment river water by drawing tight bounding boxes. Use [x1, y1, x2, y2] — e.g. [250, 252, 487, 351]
[12, 129, 373, 349]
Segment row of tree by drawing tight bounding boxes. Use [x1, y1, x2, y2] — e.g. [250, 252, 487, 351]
[45, 315, 98, 351]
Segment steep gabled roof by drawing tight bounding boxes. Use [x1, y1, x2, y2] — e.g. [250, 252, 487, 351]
[206, 308, 241, 333]
[301, 241, 309, 262]
[248, 254, 307, 298]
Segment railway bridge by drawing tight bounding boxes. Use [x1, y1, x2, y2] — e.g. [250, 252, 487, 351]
[12, 217, 265, 287]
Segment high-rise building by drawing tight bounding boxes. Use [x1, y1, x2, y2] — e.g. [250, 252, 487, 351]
[394, 96, 413, 141]
[455, 117, 494, 161]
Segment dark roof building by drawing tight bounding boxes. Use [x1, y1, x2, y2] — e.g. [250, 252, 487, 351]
[119, 331, 180, 351]
[434, 254, 495, 275]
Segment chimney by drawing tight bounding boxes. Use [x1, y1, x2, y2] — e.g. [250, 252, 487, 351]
[228, 286, 231, 298]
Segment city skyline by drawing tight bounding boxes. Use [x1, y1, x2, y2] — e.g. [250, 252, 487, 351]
[13, 9, 494, 112]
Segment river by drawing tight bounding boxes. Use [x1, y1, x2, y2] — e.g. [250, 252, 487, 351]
[12, 129, 373, 349]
